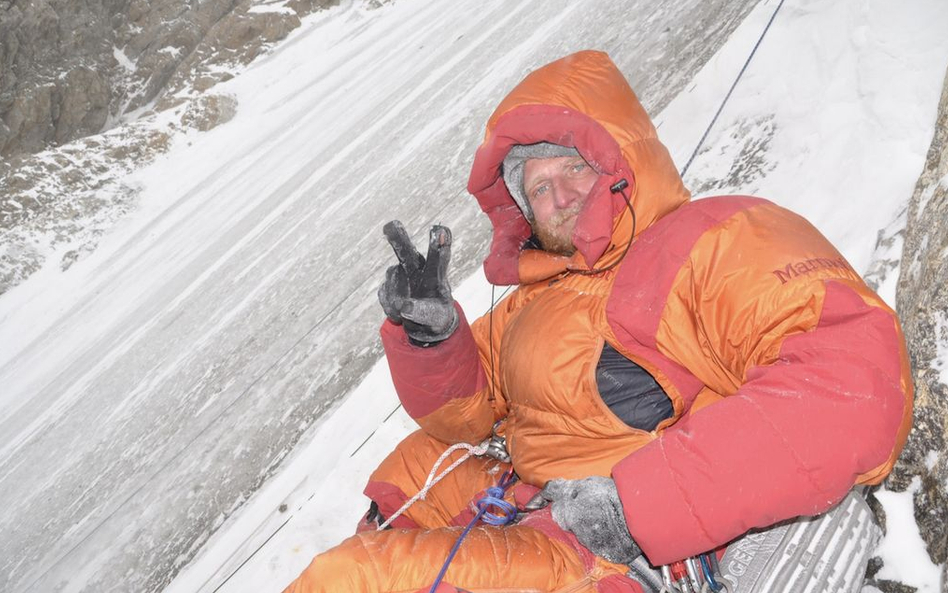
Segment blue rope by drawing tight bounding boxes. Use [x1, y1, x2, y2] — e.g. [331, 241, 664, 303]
[679, 0, 787, 178]
[476, 471, 517, 526]
[428, 471, 518, 593]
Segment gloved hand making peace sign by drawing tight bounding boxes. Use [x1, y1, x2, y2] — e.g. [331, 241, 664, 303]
[378, 220, 459, 347]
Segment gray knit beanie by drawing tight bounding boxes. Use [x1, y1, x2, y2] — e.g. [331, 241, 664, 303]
[502, 142, 580, 223]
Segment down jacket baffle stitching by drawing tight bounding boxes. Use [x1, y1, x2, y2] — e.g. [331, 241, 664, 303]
[380, 50, 913, 565]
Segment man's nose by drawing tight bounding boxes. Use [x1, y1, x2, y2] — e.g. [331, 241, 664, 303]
[551, 179, 582, 209]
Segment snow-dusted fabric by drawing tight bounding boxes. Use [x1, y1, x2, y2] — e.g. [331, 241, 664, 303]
[541, 476, 642, 565]
[284, 430, 641, 593]
[285, 50, 913, 591]
[385, 50, 913, 563]
[378, 221, 459, 345]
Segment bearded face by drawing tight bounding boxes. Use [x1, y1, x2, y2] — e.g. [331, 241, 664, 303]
[522, 156, 598, 256]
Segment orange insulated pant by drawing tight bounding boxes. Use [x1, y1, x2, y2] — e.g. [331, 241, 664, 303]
[283, 431, 640, 593]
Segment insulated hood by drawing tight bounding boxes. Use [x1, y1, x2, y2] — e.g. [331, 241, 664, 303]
[467, 50, 690, 285]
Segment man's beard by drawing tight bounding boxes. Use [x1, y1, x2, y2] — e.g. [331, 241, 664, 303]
[535, 203, 583, 256]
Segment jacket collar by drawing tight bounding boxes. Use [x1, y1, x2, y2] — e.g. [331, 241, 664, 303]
[467, 50, 690, 285]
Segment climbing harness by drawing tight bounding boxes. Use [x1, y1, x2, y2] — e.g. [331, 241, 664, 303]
[428, 469, 519, 593]
[378, 421, 512, 531]
[370, 419, 517, 592]
[375, 422, 733, 593]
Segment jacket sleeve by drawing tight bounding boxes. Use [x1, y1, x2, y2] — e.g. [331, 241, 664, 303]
[380, 296, 514, 445]
[610, 202, 913, 565]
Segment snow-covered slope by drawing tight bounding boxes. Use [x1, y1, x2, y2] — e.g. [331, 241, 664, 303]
[0, 1, 764, 591]
[2, 0, 947, 592]
[169, 1, 948, 592]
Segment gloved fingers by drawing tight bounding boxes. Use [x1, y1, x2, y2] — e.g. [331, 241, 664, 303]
[422, 225, 452, 296]
[538, 478, 572, 502]
[378, 264, 409, 322]
[383, 220, 425, 276]
[386, 262, 410, 296]
[536, 477, 641, 566]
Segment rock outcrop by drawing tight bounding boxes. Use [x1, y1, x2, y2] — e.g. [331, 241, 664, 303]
[0, 0, 341, 296]
[886, 62, 948, 591]
[0, 0, 339, 158]
[0, 0, 116, 156]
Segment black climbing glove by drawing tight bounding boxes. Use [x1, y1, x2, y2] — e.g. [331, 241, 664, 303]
[378, 220, 459, 346]
[535, 476, 642, 565]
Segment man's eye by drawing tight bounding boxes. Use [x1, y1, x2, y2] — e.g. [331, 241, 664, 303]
[532, 184, 549, 199]
[571, 162, 587, 173]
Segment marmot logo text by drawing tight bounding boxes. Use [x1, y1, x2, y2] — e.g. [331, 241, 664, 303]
[772, 257, 852, 284]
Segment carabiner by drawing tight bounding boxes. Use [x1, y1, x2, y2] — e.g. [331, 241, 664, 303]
[481, 419, 511, 463]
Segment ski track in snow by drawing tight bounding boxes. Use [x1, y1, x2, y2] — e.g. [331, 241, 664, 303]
[1, 0, 947, 591]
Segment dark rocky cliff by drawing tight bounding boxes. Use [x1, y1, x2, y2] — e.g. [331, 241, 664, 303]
[886, 63, 948, 592]
[0, 0, 341, 296]
[0, 0, 339, 157]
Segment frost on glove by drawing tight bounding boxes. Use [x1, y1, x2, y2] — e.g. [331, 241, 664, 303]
[378, 220, 459, 346]
[538, 476, 642, 565]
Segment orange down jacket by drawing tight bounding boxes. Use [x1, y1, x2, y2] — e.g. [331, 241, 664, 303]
[375, 50, 913, 566]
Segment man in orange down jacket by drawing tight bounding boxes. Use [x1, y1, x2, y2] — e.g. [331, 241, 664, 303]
[284, 50, 913, 593]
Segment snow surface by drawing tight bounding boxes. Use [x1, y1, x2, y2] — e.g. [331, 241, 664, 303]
[171, 0, 948, 591]
[248, 4, 297, 15]
[873, 479, 943, 592]
[936, 310, 948, 390]
[2, 0, 948, 591]
[3, 0, 775, 590]
[112, 46, 137, 73]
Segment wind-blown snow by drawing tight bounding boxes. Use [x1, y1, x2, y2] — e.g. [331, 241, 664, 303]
[2, 0, 947, 591]
[1, 1, 767, 590]
[170, 0, 948, 591]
